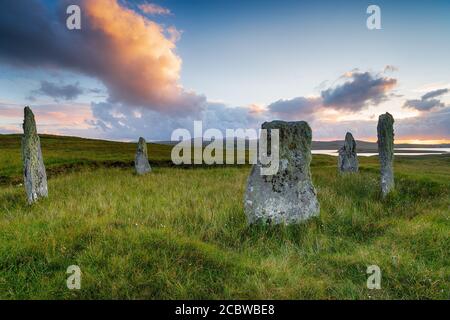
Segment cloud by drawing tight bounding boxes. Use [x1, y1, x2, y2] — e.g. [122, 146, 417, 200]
[0, 101, 93, 134]
[0, 102, 92, 124]
[267, 97, 322, 119]
[202, 103, 266, 133]
[403, 88, 448, 111]
[403, 99, 445, 111]
[396, 107, 450, 139]
[421, 88, 448, 100]
[89, 101, 268, 141]
[320, 71, 397, 111]
[31, 81, 84, 101]
[308, 107, 450, 142]
[0, 1, 446, 143]
[139, 3, 171, 16]
[265, 69, 398, 120]
[0, 0, 203, 115]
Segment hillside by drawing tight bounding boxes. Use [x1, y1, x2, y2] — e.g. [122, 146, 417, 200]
[2, 133, 449, 185]
[157, 137, 450, 152]
[0, 134, 172, 185]
[0, 133, 449, 299]
[0, 136, 450, 299]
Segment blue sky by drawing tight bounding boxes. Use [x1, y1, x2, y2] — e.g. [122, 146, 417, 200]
[172, 0, 450, 106]
[0, 0, 449, 142]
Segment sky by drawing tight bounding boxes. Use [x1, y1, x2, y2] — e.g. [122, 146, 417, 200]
[0, 0, 449, 143]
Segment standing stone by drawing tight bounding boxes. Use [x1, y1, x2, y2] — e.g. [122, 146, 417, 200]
[244, 121, 320, 224]
[22, 106, 48, 204]
[338, 132, 359, 173]
[377, 113, 395, 196]
[135, 137, 151, 175]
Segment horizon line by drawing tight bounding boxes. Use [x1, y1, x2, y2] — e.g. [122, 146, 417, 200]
[1, 132, 450, 146]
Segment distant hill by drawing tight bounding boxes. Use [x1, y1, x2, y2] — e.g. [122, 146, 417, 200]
[2, 132, 448, 154]
[157, 138, 450, 152]
[312, 140, 450, 151]
[3, 133, 448, 152]
[1, 133, 448, 185]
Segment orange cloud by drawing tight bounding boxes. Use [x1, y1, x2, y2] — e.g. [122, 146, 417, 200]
[248, 103, 266, 114]
[0, 0, 202, 115]
[82, 0, 203, 113]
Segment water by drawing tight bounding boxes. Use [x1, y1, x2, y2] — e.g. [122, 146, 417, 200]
[312, 148, 450, 157]
[393, 148, 450, 152]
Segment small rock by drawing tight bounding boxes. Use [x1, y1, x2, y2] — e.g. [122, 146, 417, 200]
[135, 137, 151, 175]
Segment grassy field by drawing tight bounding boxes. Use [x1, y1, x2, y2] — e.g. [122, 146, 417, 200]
[0, 134, 449, 299]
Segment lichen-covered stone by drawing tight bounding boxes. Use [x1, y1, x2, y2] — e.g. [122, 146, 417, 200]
[21, 106, 48, 204]
[135, 137, 151, 175]
[338, 132, 359, 173]
[244, 121, 320, 224]
[377, 113, 395, 196]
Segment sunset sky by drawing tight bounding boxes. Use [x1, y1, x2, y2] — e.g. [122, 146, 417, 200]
[0, 0, 449, 143]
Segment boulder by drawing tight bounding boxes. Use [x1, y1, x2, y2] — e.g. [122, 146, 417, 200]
[377, 113, 395, 196]
[135, 137, 151, 175]
[338, 132, 359, 173]
[21, 106, 48, 204]
[244, 121, 320, 224]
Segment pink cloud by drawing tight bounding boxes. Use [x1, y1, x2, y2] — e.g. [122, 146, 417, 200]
[0, 103, 94, 134]
[83, 0, 204, 114]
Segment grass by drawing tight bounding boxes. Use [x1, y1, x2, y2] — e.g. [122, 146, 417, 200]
[0, 134, 449, 299]
[0, 134, 172, 185]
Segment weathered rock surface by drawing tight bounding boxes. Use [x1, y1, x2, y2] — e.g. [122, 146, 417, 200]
[135, 137, 151, 175]
[377, 113, 395, 196]
[22, 106, 48, 204]
[244, 121, 320, 224]
[338, 132, 359, 173]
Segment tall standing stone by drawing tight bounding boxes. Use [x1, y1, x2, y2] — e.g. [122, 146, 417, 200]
[338, 132, 359, 173]
[244, 121, 320, 224]
[377, 113, 395, 196]
[135, 137, 151, 175]
[22, 106, 48, 204]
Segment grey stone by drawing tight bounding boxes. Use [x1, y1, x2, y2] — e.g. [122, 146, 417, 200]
[377, 112, 395, 196]
[244, 121, 320, 225]
[338, 132, 359, 173]
[21, 106, 48, 204]
[135, 137, 151, 175]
